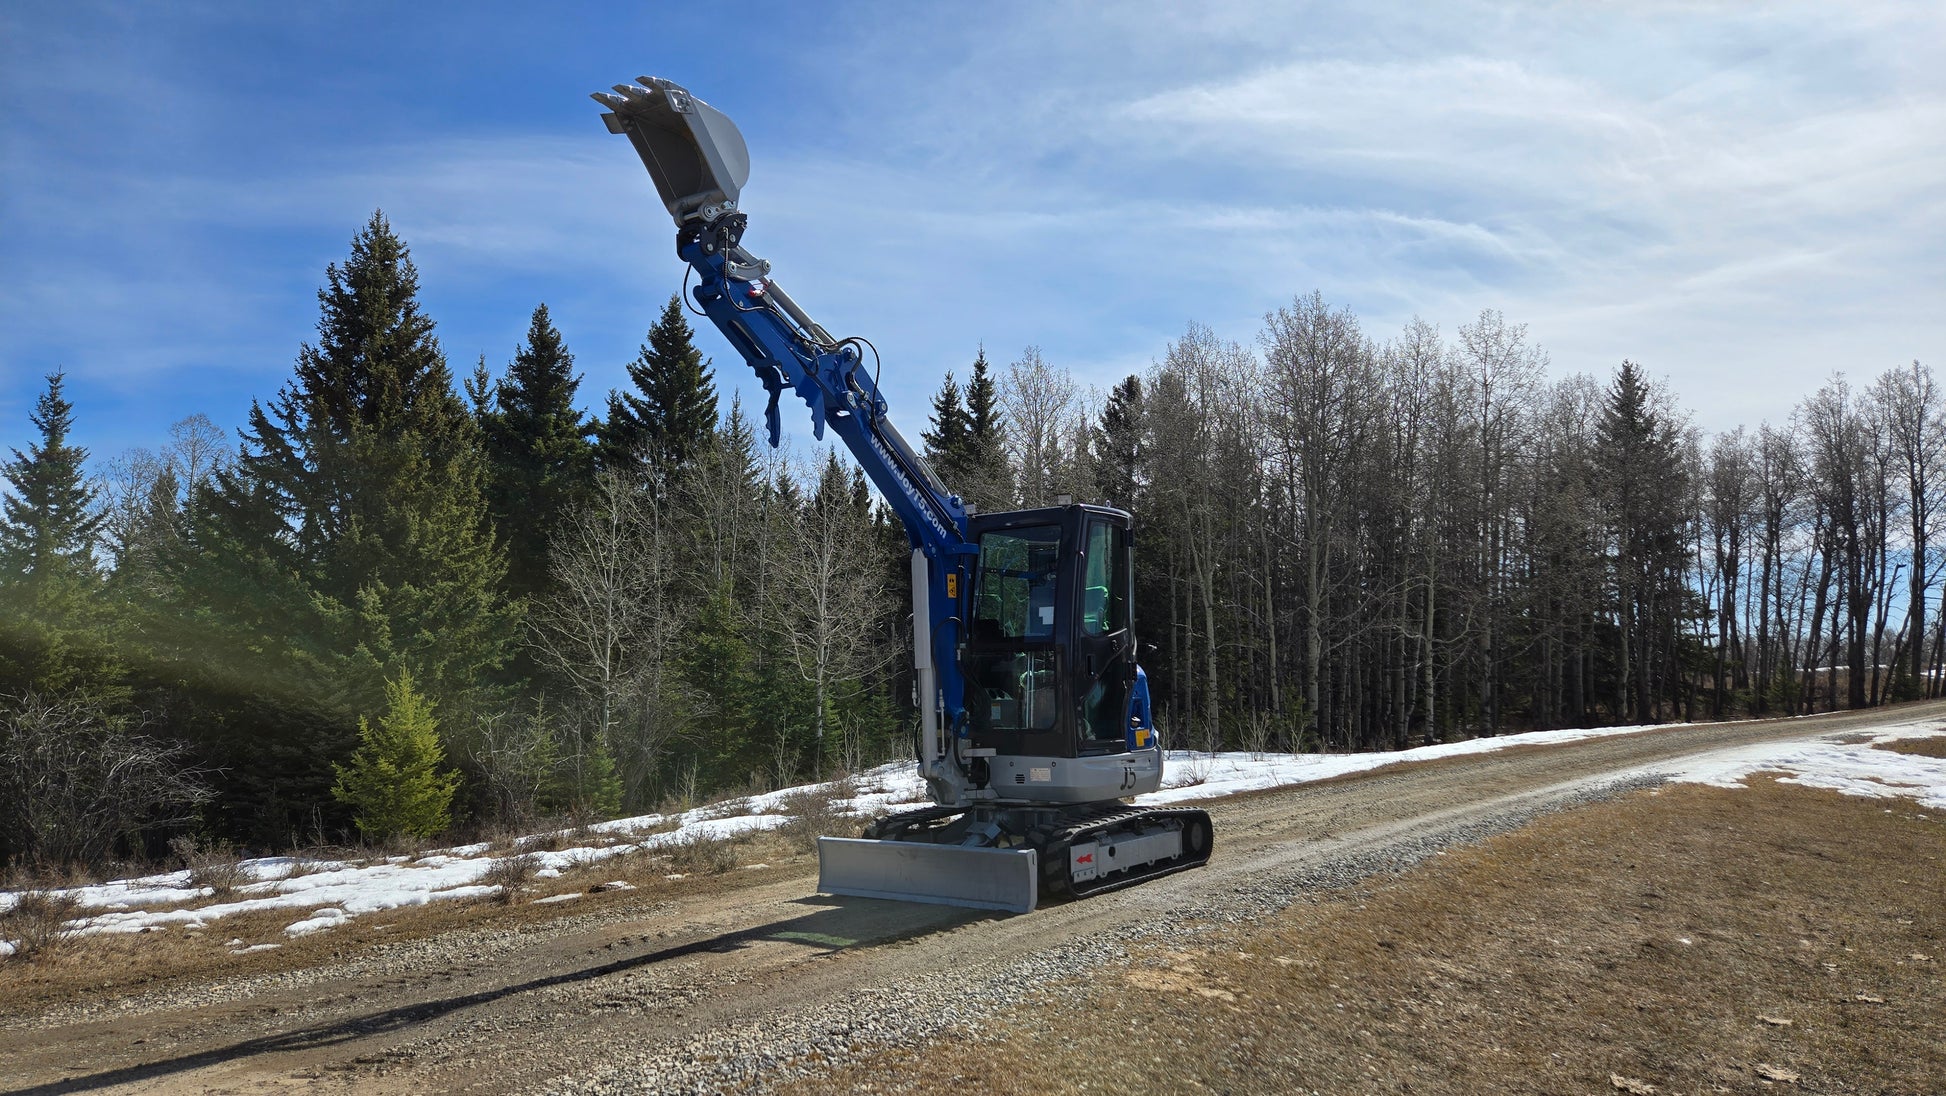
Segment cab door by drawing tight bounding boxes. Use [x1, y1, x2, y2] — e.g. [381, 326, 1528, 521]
[1073, 515, 1135, 755]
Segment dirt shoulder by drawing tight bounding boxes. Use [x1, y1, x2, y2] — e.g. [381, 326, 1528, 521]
[805, 777, 1944, 1096]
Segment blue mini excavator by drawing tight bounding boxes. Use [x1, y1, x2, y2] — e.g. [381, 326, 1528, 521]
[592, 76, 1213, 913]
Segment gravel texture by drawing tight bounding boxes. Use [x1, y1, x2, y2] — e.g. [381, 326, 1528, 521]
[553, 775, 1668, 1095]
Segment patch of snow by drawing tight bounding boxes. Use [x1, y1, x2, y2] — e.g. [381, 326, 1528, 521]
[285, 908, 350, 936]
[1660, 720, 1946, 809]
[530, 893, 581, 905]
[229, 943, 282, 955]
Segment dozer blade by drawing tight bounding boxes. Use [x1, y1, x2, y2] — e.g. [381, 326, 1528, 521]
[592, 76, 750, 225]
[817, 837, 1039, 915]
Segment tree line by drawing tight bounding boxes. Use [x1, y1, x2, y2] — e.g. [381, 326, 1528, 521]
[0, 213, 1935, 868]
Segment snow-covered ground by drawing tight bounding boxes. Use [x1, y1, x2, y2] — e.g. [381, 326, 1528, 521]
[3, 714, 1942, 958]
[1656, 714, 1946, 810]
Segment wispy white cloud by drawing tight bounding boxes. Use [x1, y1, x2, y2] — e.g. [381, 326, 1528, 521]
[2, 0, 1942, 459]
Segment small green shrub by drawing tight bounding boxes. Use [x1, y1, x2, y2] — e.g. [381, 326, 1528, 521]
[667, 829, 742, 874]
[331, 669, 460, 842]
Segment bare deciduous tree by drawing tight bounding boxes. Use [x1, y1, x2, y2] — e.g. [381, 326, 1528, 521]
[1870, 360, 1942, 696]
[0, 691, 210, 867]
[529, 469, 684, 807]
[771, 452, 899, 775]
[1001, 346, 1078, 508]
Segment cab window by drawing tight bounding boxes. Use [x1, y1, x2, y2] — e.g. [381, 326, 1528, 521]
[1080, 520, 1127, 637]
[971, 524, 1062, 641]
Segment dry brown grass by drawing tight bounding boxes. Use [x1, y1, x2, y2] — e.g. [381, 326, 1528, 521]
[0, 828, 821, 1017]
[1878, 734, 1946, 759]
[480, 853, 540, 905]
[0, 891, 83, 961]
[800, 779, 1944, 1095]
[169, 835, 248, 896]
[666, 827, 747, 874]
[775, 783, 855, 854]
[516, 828, 569, 853]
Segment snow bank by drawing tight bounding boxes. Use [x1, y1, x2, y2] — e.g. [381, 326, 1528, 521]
[1138, 722, 1677, 806]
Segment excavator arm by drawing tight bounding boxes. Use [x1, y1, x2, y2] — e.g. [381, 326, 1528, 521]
[593, 77, 973, 806]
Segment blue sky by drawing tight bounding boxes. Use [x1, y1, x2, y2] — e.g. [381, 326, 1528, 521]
[2, 1, 1941, 469]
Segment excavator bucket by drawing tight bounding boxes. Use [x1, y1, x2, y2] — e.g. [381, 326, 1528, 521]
[817, 838, 1039, 915]
[592, 77, 750, 225]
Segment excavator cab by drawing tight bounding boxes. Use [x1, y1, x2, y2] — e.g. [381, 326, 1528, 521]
[962, 504, 1151, 786]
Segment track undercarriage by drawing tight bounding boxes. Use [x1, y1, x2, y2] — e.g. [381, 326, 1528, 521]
[818, 802, 1214, 913]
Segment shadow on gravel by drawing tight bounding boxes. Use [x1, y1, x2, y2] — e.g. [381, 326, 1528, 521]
[5, 899, 994, 1095]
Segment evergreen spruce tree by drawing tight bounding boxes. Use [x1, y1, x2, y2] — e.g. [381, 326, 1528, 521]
[464, 355, 496, 419]
[176, 212, 516, 840]
[579, 738, 624, 818]
[252, 211, 513, 706]
[681, 584, 760, 786]
[0, 372, 103, 581]
[960, 346, 1014, 510]
[0, 371, 116, 693]
[602, 294, 718, 479]
[921, 371, 971, 488]
[1596, 360, 1689, 723]
[1092, 374, 1145, 509]
[554, 720, 623, 820]
[332, 668, 460, 841]
[480, 304, 597, 601]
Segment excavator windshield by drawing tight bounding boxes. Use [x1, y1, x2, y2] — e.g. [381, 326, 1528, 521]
[971, 525, 1061, 641]
[962, 507, 1136, 758]
[966, 524, 1062, 738]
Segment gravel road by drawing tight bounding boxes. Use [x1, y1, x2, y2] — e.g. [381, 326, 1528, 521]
[3, 703, 1933, 1096]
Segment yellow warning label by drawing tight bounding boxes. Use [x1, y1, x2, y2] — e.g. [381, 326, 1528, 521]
[946, 573, 959, 599]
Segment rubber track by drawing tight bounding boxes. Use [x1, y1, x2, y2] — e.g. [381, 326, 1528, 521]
[1039, 805, 1214, 901]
